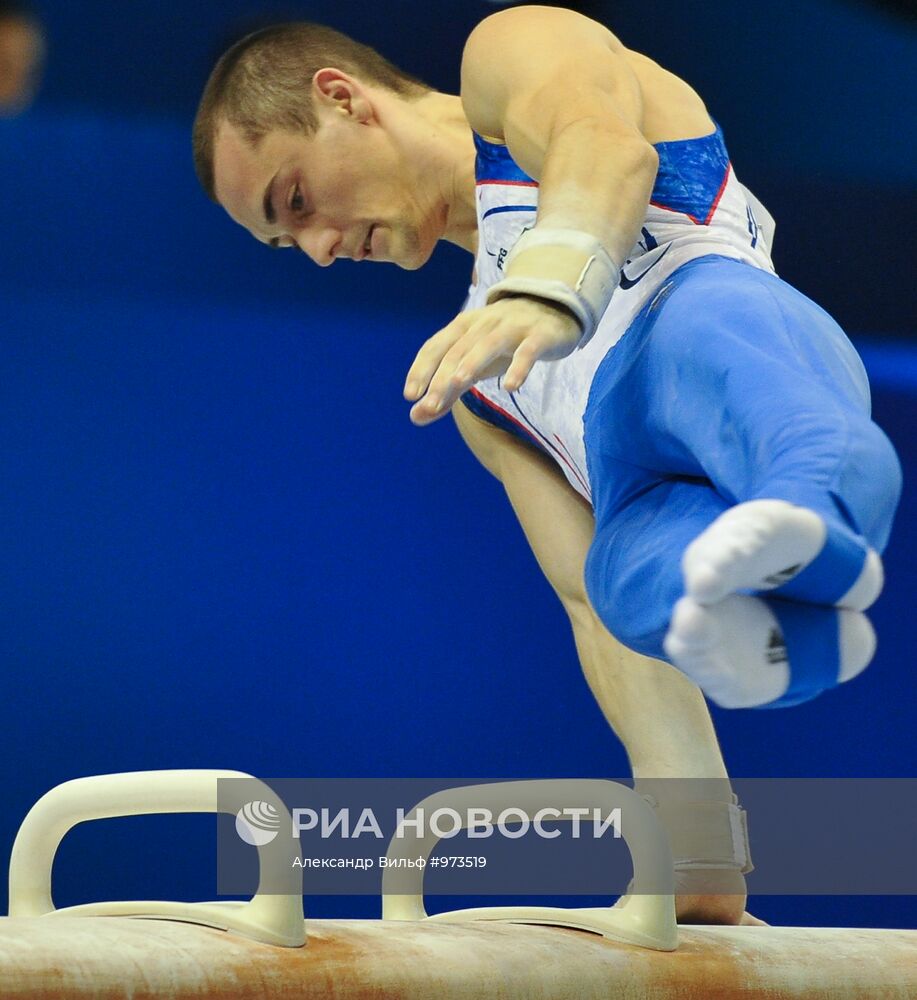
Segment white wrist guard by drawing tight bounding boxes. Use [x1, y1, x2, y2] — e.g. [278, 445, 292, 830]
[641, 792, 754, 874]
[485, 227, 621, 349]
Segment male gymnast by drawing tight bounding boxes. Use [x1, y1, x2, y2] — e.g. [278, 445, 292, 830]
[193, 6, 902, 924]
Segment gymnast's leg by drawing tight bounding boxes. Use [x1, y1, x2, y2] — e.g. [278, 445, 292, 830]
[582, 473, 847, 708]
[583, 255, 902, 708]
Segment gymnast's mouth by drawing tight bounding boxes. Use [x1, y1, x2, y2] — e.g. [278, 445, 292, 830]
[363, 225, 375, 259]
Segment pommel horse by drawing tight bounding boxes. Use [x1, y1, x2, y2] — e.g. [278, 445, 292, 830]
[1, 770, 914, 998]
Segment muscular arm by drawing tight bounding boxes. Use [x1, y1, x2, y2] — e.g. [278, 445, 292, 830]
[405, 7, 660, 424]
[460, 5, 658, 266]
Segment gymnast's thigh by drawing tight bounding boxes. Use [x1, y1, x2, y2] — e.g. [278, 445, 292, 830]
[633, 256, 899, 549]
[585, 255, 901, 609]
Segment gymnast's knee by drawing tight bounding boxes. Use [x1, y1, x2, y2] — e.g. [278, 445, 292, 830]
[583, 550, 669, 660]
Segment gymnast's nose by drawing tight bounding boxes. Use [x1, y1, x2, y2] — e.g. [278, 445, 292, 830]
[293, 223, 341, 267]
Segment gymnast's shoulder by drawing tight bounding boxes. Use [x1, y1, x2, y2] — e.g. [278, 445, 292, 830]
[458, 5, 638, 146]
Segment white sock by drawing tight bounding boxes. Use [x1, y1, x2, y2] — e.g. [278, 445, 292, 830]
[683, 500, 828, 604]
[683, 500, 827, 605]
[664, 595, 791, 708]
[837, 548, 885, 612]
[683, 499, 884, 611]
[837, 611, 876, 683]
[663, 594, 876, 708]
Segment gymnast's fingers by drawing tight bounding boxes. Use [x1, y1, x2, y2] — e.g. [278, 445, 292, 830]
[503, 328, 558, 392]
[409, 314, 506, 424]
[403, 313, 474, 401]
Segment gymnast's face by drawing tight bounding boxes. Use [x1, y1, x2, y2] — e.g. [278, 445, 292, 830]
[213, 71, 445, 270]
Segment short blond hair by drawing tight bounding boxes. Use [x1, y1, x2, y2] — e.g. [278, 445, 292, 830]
[192, 22, 432, 200]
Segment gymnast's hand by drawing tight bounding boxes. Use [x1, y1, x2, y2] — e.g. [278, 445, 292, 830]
[403, 296, 581, 426]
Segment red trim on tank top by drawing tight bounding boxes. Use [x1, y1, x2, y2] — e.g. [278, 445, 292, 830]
[468, 388, 590, 496]
[650, 163, 732, 226]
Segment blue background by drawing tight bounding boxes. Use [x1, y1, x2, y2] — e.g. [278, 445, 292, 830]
[1, 0, 914, 931]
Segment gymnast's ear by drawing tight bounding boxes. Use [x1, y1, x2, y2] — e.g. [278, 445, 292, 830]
[311, 68, 375, 124]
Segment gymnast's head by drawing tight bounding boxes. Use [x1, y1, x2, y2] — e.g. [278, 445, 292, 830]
[193, 22, 452, 270]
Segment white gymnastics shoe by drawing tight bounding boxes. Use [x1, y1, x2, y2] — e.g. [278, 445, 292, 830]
[663, 594, 876, 709]
[682, 499, 884, 611]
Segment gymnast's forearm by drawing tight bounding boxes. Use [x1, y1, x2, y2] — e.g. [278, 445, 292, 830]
[570, 611, 754, 920]
[532, 116, 658, 268]
[568, 605, 732, 790]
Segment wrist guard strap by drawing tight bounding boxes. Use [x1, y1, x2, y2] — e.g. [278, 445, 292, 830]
[485, 227, 620, 349]
[641, 793, 754, 874]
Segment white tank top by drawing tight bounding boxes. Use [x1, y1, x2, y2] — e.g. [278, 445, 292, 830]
[461, 123, 777, 505]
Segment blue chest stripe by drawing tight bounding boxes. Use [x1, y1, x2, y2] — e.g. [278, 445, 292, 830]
[482, 204, 538, 221]
[473, 131, 537, 185]
[473, 123, 732, 226]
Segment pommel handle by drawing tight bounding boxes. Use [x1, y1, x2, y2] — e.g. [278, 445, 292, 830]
[7, 769, 305, 947]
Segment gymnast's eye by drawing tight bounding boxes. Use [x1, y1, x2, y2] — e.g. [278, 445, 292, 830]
[290, 185, 305, 214]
